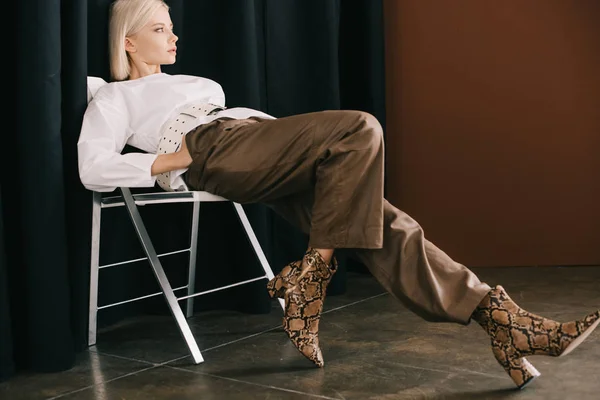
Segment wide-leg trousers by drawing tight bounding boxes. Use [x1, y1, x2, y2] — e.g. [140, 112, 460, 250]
[184, 110, 491, 324]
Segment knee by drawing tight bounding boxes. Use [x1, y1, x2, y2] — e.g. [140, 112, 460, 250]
[352, 111, 384, 150]
[355, 111, 381, 128]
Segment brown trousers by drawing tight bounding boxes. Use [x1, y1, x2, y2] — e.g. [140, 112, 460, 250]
[184, 110, 491, 324]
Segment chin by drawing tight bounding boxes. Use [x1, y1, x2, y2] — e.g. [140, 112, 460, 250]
[160, 54, 177, 65]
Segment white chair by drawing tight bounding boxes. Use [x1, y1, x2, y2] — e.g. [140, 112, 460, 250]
[85, 77, 284, 364]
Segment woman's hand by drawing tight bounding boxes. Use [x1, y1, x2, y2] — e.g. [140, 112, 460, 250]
[150, 137, 193, 176]
[177, 135, 193, 167]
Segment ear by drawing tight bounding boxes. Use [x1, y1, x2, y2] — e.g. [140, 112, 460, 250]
[124, 37, 136, 53]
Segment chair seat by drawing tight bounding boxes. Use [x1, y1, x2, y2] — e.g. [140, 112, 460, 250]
[100, 190, 228, 208]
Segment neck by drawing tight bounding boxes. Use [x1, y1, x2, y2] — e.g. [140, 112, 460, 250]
[128, 63, 161, 80]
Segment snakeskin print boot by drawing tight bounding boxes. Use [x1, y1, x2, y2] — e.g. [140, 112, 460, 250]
[267, 257, 337, 299]
[472, 285, 600, 389]
[267, 248, 337, 367]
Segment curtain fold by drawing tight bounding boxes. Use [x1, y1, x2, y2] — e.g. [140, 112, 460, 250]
[61, 0, 93, 355]
[2, 0, 385, 382]
[265, 0, 342, 115]
[6, 0, 75, 376]
[0, 187, 14, 379]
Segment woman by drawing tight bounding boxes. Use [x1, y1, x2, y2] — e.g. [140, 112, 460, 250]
[78, 0, 599, 389]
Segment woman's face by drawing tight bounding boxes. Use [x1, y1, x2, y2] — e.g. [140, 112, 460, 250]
[126, 6, 178, 66]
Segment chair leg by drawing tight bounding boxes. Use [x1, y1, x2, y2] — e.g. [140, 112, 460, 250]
[186, 200, 200, 318]
[232, 203, 285, 311]
[120, 188, 204, 364]
[88, 191, 102, 346]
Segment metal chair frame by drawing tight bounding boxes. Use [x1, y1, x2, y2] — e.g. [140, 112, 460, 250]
[88, 187, 284, 364]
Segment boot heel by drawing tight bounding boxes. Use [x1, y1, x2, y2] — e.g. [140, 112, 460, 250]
[494, 349, 541, 389]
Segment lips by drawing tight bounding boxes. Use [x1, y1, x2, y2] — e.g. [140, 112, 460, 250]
[168, 47, 177, 53]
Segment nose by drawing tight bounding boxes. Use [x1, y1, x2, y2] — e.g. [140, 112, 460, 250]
[170, 32, 178, 43]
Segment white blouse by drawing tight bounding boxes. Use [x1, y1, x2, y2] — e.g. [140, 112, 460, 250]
[77, 73, 274, 192]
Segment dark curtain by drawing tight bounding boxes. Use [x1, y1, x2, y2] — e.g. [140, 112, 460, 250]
[1, 0, 385, 382]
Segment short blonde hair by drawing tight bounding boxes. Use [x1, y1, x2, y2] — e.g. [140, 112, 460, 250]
[109, 0, 169, 81]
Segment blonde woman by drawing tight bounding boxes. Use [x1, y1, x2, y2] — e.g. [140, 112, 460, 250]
[77, 0, 599, 389]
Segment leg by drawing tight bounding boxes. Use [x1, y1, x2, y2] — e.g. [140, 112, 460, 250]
[185, 111, 600, 387]
[266, 195, 491, 325]
[268, 190, 600, 388]
[352, 200, 491, 324]
[184, 110, 385, 249]
[185, 110, 486, 323]
[262, 162, 600, 389]
[185, 110, 383, 366]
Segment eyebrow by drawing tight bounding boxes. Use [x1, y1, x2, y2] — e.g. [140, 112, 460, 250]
[151, 22, 174, 28]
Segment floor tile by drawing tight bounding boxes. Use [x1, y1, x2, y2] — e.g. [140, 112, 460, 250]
[58, 366, 339, 400]
[0, 351, 150, 400]
[90, 308, 283, 364]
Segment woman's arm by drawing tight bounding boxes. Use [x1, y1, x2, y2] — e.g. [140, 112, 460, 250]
[77, 94, 160, 192]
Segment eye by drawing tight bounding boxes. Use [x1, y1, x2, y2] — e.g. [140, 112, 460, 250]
[155, 27, 164, 33]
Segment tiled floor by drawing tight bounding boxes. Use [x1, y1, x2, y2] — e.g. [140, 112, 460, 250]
[2, 266, 599, 399]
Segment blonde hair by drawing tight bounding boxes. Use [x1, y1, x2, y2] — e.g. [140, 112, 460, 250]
[109, 0, 169, 81]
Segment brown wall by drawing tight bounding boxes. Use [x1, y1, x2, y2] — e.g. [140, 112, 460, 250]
[384, 0, 600, 267]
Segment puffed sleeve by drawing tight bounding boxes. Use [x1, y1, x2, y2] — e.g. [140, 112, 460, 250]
[77, 92, 158, 192]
